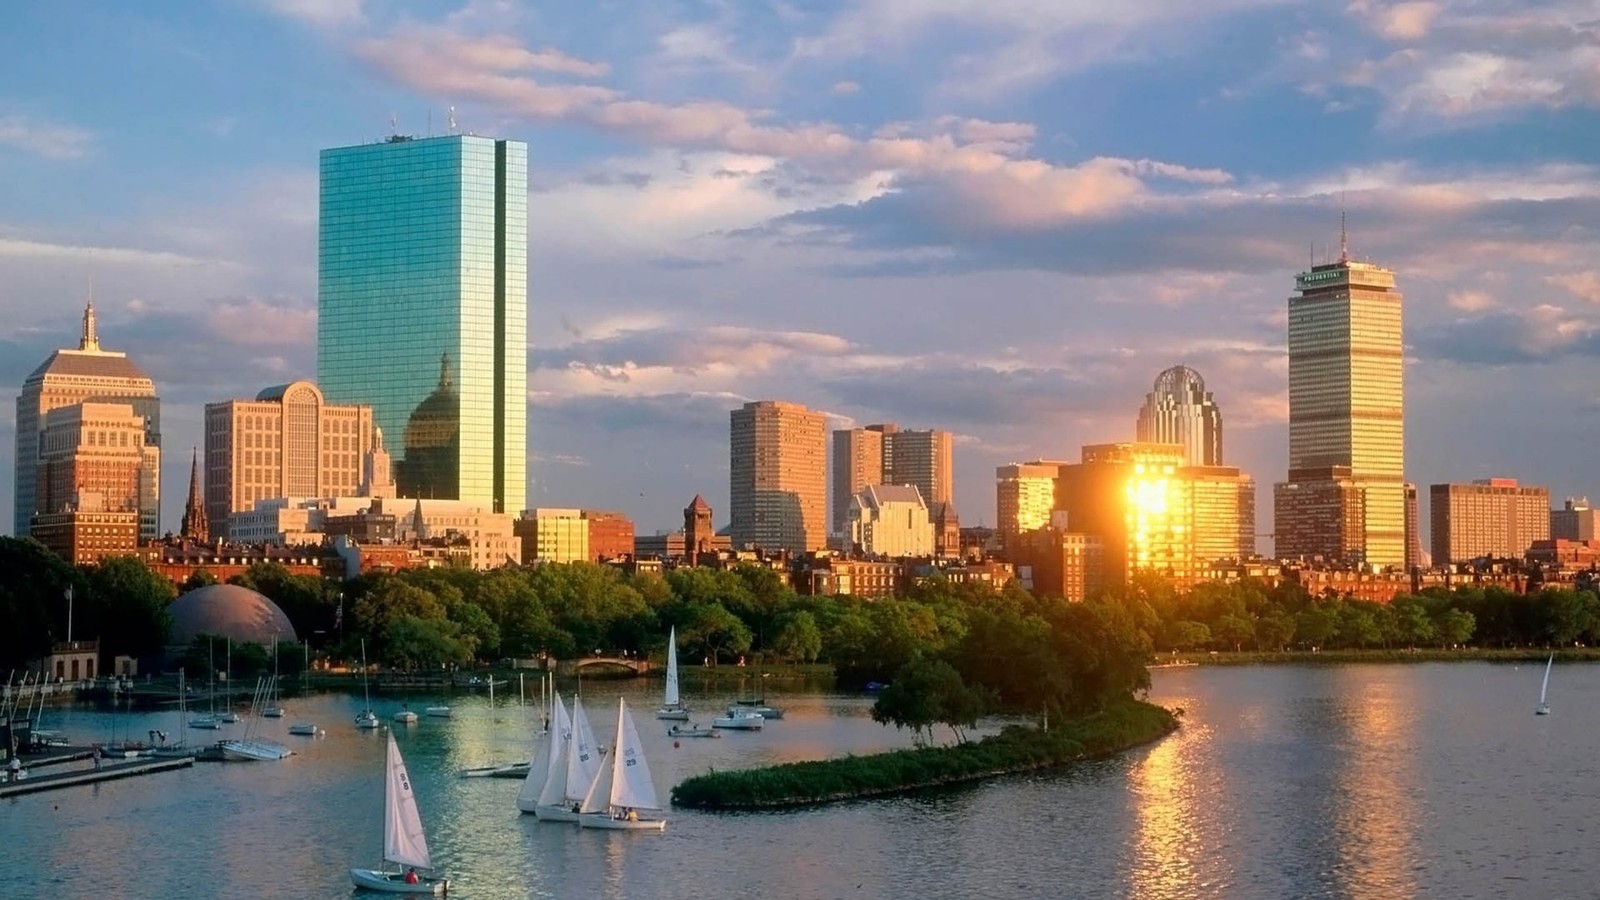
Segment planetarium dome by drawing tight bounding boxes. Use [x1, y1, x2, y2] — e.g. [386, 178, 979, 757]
[168, 584, 298, 646]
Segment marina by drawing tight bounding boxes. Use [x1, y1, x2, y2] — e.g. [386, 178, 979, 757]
[0, 754, 194, 798]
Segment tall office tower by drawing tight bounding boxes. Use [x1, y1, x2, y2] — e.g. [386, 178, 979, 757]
[33, 401, 157, 530]
[1135, 365, 1222, 467]
[203, 381, 375, 540]
[1273, 231, 1406, 568]
[995, 461, 1064, 559]
[889, 428, 954, 510]
[15, 301, 161, 538]
[318, 133, 527, 515]
[1430, 478, 1550, 564]
[831, 427, 884, 535]
[1404, 483, 1421, 569]
[730, 400, 828, 553]
[1552, 498, 1600, 541]
[831, 423, 953, 535]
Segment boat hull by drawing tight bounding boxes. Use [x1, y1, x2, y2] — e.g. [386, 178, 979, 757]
[667, 726, 720, 739]
[219, 739, 292, 762]
[531, 804, 580, 822]
[712, 712, 764, 730]
[459, 761, 530, 779]
[288, 723, 319, 736]
[393, 712, 418, 725]
[262, 707, 284, 718]
[424, 707, 452, 718]
[656, 707, 690, 721]
[578, 812, 666, 832]
[356, 712, 380, 729]
[348, 868, 449, 894]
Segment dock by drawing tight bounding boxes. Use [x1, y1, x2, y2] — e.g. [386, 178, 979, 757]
[0, 755, 194, 798]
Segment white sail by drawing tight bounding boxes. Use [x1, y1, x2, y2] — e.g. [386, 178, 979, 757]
[564, 695, 603, 804]
[579, 742, 616, 815]
[664, 627, 681, 708]
[383, 732, 433, 870]
[524, 694, 572, 808]
[608, 698, 660, 811]
[1541, 655, 1553, 704]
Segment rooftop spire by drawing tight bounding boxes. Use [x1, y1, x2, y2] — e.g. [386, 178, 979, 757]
[1338, 200, 1349, 264]
[79, 287, 100, 352]
[180, 447, 209, 542]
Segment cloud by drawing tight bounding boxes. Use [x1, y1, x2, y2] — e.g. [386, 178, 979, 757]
[0, 237, 217, 268]
[258, 0, 363, 29]
[1446, 290, 1496, 312]
[1547, 271, 1600, 305]
[0, 115, 93, 160]
[1347, 1, 1443, 41]
[832, 80, 861, 95]
[1413, 304, 1600, 366]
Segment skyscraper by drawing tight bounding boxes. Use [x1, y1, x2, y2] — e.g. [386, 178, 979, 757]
[1430, 478, 1549, 564]
[15, 301, 161, 538]
[203, 381, 376, 539]
[830, 423, 953, 535]
[1274, 232, 1406, 568]
[730, 400, 827, 553]
[1135, 365, 1222, 467]
[318, 133, 527, 515]
[995, 461, 1064, 559]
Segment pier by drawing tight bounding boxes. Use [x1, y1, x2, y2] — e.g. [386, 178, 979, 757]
[0, 755, 194, 799]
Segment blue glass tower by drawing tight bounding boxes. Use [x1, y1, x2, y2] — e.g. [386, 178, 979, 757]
[318, 134, 527, 514]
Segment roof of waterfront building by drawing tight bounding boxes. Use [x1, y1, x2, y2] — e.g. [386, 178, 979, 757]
[167, 584, 298, 646]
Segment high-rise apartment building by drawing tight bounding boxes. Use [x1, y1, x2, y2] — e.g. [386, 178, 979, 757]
[1274, 236, 1406, 568]
[830, 424, 953, 535]
[995, 461, 1065, 559]
[204, 381, 375, 540]
[1430, 478, 1550, 564]
[730, 400, 827, 552]
[318, 133, 527, 515]
[1135, 365, 1222, 467]
[15, 302, 161, 538]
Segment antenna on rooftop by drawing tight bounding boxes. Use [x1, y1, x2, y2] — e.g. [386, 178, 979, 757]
[448, 106, 457, 133]
[1338, 192, 1349, 263]
[389, 113, 397, 137]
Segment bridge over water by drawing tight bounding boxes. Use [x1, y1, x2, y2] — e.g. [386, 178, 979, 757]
[552, 656, 652, 677]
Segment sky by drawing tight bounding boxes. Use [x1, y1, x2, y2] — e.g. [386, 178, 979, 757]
[4, 0, 1600, 545]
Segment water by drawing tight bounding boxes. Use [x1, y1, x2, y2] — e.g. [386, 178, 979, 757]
[2, 663, 1590, 899]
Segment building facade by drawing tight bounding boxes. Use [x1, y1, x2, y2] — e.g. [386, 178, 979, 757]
[830, 424, 953, 535]
[585, 510, 635, 562]
[1430, 478, 1550, 563]
[15, 302, 161, 538]
[33, 402, 157, 539]
[847, 484, 935, 558]
[1551, 498, 1600, 542]
[204, 381, 376, 540]
[1135, 365, 1222, 467]
[730, 400, 827, 553]
[515, 508, 590, 564]
[1273, 242, 1406, 568]
[1025, 525, 1106, 603]
[996, 461, 1064, 559]
[318, 133, 527, 515]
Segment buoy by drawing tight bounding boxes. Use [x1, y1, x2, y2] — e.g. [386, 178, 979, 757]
[674, 741, 680, 749]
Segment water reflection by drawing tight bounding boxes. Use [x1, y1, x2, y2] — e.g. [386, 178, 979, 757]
[1327, 668, 1420, 900]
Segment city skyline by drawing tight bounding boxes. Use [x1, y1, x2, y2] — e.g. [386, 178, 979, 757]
[4, 3, 1600, 541]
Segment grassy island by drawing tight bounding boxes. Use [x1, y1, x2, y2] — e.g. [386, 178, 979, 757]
[670, 698, 1177, 811]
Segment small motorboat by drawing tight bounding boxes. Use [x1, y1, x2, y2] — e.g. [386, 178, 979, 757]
[356, 710, 380, 730]
[667, 723, 720, 739]
[424, 706, 452, 719]
[393, 708, 418, 725]
[218, 711, 242, 724]
[262, 706, 285, 719]
[288, 722, 320, 736]
[712, 709, 764, 730]
[188, 715, 221, 730]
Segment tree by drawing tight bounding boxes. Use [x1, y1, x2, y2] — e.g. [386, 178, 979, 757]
[385, 615, 472, 669]
[1296, 604, 1339, 648]
[871, 656, 990, 745]
[680, 604, 752, 665]
[1435, 607, 1476, 647]
[0, 537, 77, 668]
[772, 611, 822, 663]
[1392, 597, 1435, 648]
[1255, 612, 1296, 651]
[1213, 615, 1254, 652]
[86, 555, 175, 660]
[1164, 620, 1211, 651]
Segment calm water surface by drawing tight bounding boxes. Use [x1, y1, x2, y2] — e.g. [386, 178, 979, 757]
[3, 663, 1593, 899]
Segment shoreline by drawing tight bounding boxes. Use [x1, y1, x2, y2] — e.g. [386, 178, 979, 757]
[670, 698, 1177, 811]
[1159, 647, 1600, 667]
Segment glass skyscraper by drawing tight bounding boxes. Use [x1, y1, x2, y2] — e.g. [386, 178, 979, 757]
[318, 134, 527, 515]
[1135, 365, 1222, 467]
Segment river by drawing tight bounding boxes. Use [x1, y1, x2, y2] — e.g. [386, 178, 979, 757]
[1, 662, 1587, 899]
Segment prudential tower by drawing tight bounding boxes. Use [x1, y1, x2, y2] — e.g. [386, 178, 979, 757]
[1273, 225, 1406, 568]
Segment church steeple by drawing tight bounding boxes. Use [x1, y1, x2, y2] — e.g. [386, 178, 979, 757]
[180, 447, 208, 541]
[79, 290, 100, 352]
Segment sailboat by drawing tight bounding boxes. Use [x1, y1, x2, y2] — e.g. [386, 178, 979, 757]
[578, 698, 666, 831]
[656, 627, 689, 720]
[153, 669, 197, 758]
[289, 643, 320, 735]
[263, 638, 285, 718]
[532, 695, 602, 822]
[516, 694, 571, 813]
[356, 639, 380, 730]
[348, 732, 450, 894]
[190, 637, 222, 730]
[1537, 654, 1553, 715]
[219, 676, 293, 761]
[218, 639, 241, 723]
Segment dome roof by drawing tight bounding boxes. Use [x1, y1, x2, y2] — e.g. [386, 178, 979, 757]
[168, 584, 298, 646]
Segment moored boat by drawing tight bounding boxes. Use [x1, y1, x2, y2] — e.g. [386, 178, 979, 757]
[578, 697, 666, 831]
[393, 707, 418, 725]
[424, 706, 452, 719]
[288, 722, 320, 736]
[668, 723, 720, 739]
[713, 709, 764, 730]
[656, 626, 689, 720]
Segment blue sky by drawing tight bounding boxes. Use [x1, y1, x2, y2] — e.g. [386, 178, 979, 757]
[5, 0, 1600, 545]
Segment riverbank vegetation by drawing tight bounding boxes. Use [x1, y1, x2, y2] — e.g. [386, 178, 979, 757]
[671, 698, 1177, 810]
